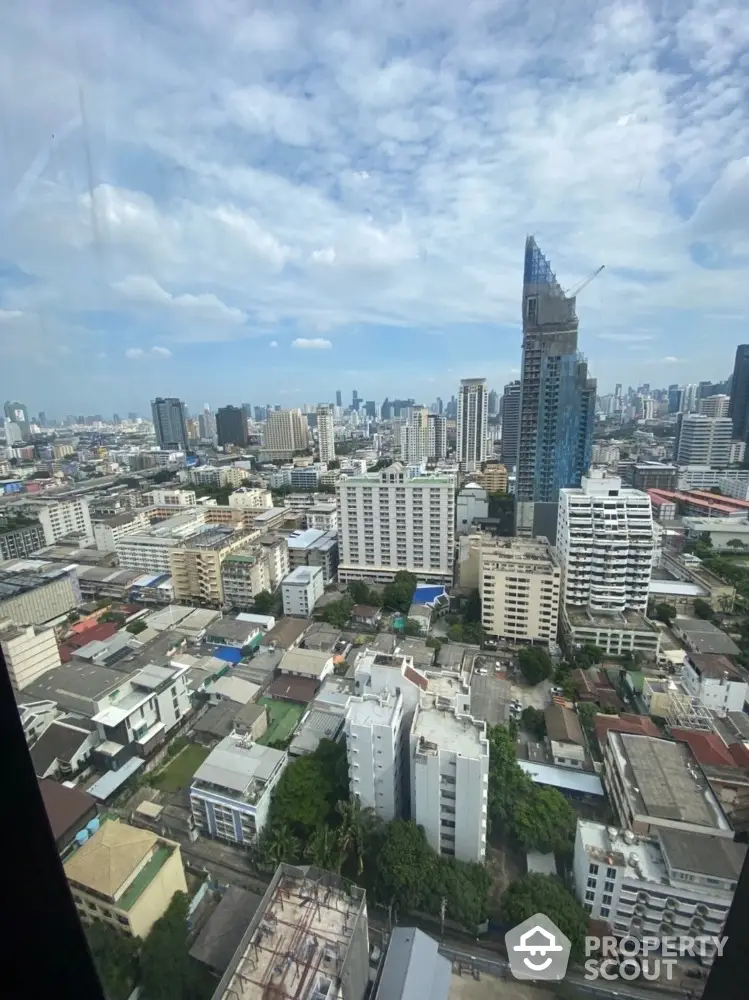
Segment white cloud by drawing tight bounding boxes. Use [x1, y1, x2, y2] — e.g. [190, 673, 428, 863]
[113, 275, 245, 325]
[125, 346, 172, 360]
[269, 340, 278, 347]
[292, 337, 332, 349]
[661, 355, 682, 363]
[151, 345, 172, 358]
[0, 309, 24, 322]
[125, 348, 145, 360]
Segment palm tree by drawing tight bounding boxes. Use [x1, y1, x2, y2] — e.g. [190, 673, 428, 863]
[306, 824, 337, 869]
[335, 797, 380, 874]
[263, 823, 301, 867]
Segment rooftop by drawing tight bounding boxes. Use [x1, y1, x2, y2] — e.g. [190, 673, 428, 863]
[190, 886, 264, 974]
[413, 700, 487, 760]
[206, 618, 260, 644]
[686, 652, 745, 682]
[212, 864, 366, 1000]
[545, 704, 585, 745]
[64, 820, 172, 905]
[39, 777, 96, 843]
[192, 734, 286, 803]
[674, 618, 741, 656]
[286, 527, 326, 550]
[181, 525, 247, 551]
[278, 647, 332, 678]
[610, 732, 731, 832]
[658, 828, 746, 881]
[283, 565, 323, 586]
[518, 760, 604, 796]
[374, 926, 451, 1000]
[565, 606, 659, 633]
[346, 691, 401, 728]
[260, 617, 310, 649]
[23, 661, 125, 714]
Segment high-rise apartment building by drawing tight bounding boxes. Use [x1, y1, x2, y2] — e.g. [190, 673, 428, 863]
[557, 471, 657, 656]
[316, 404, 336, 463]
[345, 690, 404, 822]
[337, 464, 455, 584]
[698, 394, 730, 418]
[500, 380, 521, 467]
[516, 237, 596, 535]
[730, 345, 749, 444]
[216, 405, 248, 447]
[679, 384, 699, 414]
[4, 400, 30, 441]
[151, 397, 189, 450]
[427, 414, 447, 460]
[19, 497, 93, 544]
[263, 408, 309, 454]
[675, 414, 732, 467]
[456, 378, 488, 472]
[400, 406, 429, 464]
[0, 619, 61, 692]
[335, 389, 342, 408]
[488, 389, 499, 416]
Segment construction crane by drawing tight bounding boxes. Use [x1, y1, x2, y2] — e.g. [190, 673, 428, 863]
[564, 264, 605, 298]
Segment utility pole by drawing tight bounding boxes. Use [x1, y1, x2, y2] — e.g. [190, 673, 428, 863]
[440, 897, 447, 945]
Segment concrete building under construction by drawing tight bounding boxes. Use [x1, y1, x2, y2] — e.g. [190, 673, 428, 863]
[211, 864, 369, 1000]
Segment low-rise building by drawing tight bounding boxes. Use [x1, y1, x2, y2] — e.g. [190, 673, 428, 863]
[286, 527, 339, 584]
[190, 735, 287, 845]
[39, 778, 98, 854]
[205, 617, 262, 651]
[672, 617, 741, 657]
[681, 653, 748, 714]
[0, 618, 61, 692]
[187, 465, 247, 488]
[65, 820, 188, 937]
[93, 511, 150, 552]
[30, 716, 99, 778]
[0, 562, 81, 625]
[281, 565, 324, 618]
[545, 704, 586, 768]
[277, 645, 333, 682]
[476, 463, 508, 493]
[0, 518, 46, 560]
[143, 488, 197, 506]
[228, 487, 272, 509]
[306, 502, 338, 532]
[574, 820, 743, 961]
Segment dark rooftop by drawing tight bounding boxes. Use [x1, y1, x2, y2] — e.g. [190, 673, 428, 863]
[687, 653, 745, 682]
[30, 722, 93, 776]
[190, 886, 263, 973]
[259, 617, 308, 649]
[658, 828, 746, 881]
[38, 778, 97, 845]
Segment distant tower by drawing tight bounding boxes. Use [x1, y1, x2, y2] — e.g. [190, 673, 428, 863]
[151, 397, 189, 450]
[456, 379, 488, 473]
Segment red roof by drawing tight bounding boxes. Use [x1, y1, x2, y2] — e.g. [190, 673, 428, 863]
[67, 622, 118, 649]
[595, 713, 659, 745]
[671, 729, 736, 767]
[729, 743, 749, 767]
[405, 665, 429, 691]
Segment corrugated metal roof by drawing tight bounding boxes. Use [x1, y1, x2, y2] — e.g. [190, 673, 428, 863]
[374, 927, 451, 1000]
[518, 760, 604, 796]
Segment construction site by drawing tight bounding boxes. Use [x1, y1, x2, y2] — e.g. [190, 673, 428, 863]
[211, 864, 369, 1000]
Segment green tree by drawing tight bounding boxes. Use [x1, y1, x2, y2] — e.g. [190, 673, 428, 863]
[654, 602, 677, 627]
[401, 617, 425, 636]
[126, 619, 147, 635]
[100, 611, 127, 626]
[727, 538, 746, 549]
[261, 822, 303, 867]
[693, 598, 714, 620]
[252, 590, 275, 614]
[305, 824, 339, 870]
[511, 785, 577, 855]
[520, 706, 547, 740]
[152, 468, 176, 484]
[139, 892, 213, 1000]
[334, 797, 380, 875]
[267, 739, 348, 841]
[463, 589, 481, 623]
[347, 580, 373, 605]
[573, 643, 604, 669]
[382, 571, 418, 613]
[321, 597, 354, 627]
[85, 919, 140, 1000]
[517, 646, 552, 685]
[500, 874, 588, 961]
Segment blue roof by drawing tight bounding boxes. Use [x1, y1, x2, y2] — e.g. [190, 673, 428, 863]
[87, 757, 145, 801]
[518, 760, 604, 796]
[212, 645, 243, 664]
[412, 585, 447, 606]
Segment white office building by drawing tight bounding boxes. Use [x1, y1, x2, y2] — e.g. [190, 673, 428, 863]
[316, 405, 336, 464]
[675, 415, 733, 468]
[557, 471, 657, 656]
[190, 736, 287, 846]
[228, 488, 273, 510]
[281, 565, 324, 617]
[574, 820, 743, 962]
[681, 652, 749, 714]
[337, 464, 455, 585]
[400, 407, 430, 464]
[0, 619, 61, 693]
[345, 690, 404, 822]
[410, 689, 489, 863]
[22, 497, 93, 544]
[456, 378, 488, 472]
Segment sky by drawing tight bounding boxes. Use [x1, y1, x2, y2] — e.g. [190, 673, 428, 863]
[1, 0, 749, 417]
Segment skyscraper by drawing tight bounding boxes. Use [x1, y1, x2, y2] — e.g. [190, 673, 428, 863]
[400, 406, 430, 464]
[500, 380, 521, 468]
[216, 405, 249, 447]
[316, 404, 335, 463]
[456, 378, 488, 472]
[264, 408, 309, 453]
[729, 345, 749, 443]
[488, 389, 499, 416]
[335, 390, 342, 408]
[352, 390, 360, 411]
[427, 414, 447, 460]
[4, 401, 30, 441]
[516, 237, 596, 536]
[151, 397, 188, 450]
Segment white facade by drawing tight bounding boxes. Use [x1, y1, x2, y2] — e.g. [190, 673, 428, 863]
[187, 465, 246, 488]
[410, 694, 489, 863]
[190, 736, 287, 846]
[682, 655, 749, 714]
[456, 485, 489, 535]
[116, 533, 183, 574]
[307, 503, 338, 532]
[456, 378, 488, 472]
[574, 820, 741, 961]
[698, 394, 730, 418]
[144, 488, 197, 506]
[337, 464, 455, 584]
[264, 409, 309, 453]
[228, 488, 273, 509]
[0, 620, 61, 692]
[93, 511, 150, 552]
[676, 415, 732, 467]
[281, 565, 324, 617]
[400, 407, 430, 464]
[345, 691, 404, 822]
[477, 536, 561, 643]
[317, 405, 336, 464]
[33, 498, 93, 544]
[557, 471, 653, 616]
[92, 661, 192, 749]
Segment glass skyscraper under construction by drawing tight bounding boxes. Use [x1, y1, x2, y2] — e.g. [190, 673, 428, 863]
[515, 236, 596, 537]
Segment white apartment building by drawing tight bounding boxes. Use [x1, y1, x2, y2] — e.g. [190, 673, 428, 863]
[221, 546, 273, 610]
[698, 394, 730, 418]
[681, 653, 749, 714]
[410, 690, 489, 863]
[345, 690, 404, 822]
[93, 511, 150, 552]
[574, 820, 743, 960]
[677, 466, 749, 491]
[307, 502, 338, 532]
[187, 465, 247, 488]
[0, 618, 61, 692]
[400, 407, 430, 464]
[190, 736, 287, 846]
[23, 497, 93, 544]
[317, 404, 336, 464]
[143, 488, 197, 506]
[456, 378, 488, 472]
[281, 565, 324, 617]
[259, 535, 290, 589]
[557, 471, 657, 656]
[226, 488, 270, 509]
[117, 533, 185, 574]
[456, 485, 489, 535]
[264, 408, 309, 453]
[428, 414, 447, 460]
[675, 415, 732, 467]
[337, 464, 455, 585]
[170, 526, 259, 606]
[477, 536, 561, 643]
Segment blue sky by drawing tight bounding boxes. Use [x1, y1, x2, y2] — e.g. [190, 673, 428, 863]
[1, 0, 749, 416]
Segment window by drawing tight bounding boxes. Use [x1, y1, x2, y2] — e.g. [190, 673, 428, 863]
[602, 893, 612, 906]
[600, 906, 610, 918]
[589, 863, 599, 875]
[604, 880, 615, 894]
[606, 866, 616, 879]
[586, 877, 597, 889]
[585, 890, 595, 902]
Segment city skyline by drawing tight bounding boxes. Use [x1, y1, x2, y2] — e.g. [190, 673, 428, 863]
[2, 1, 748, 411]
